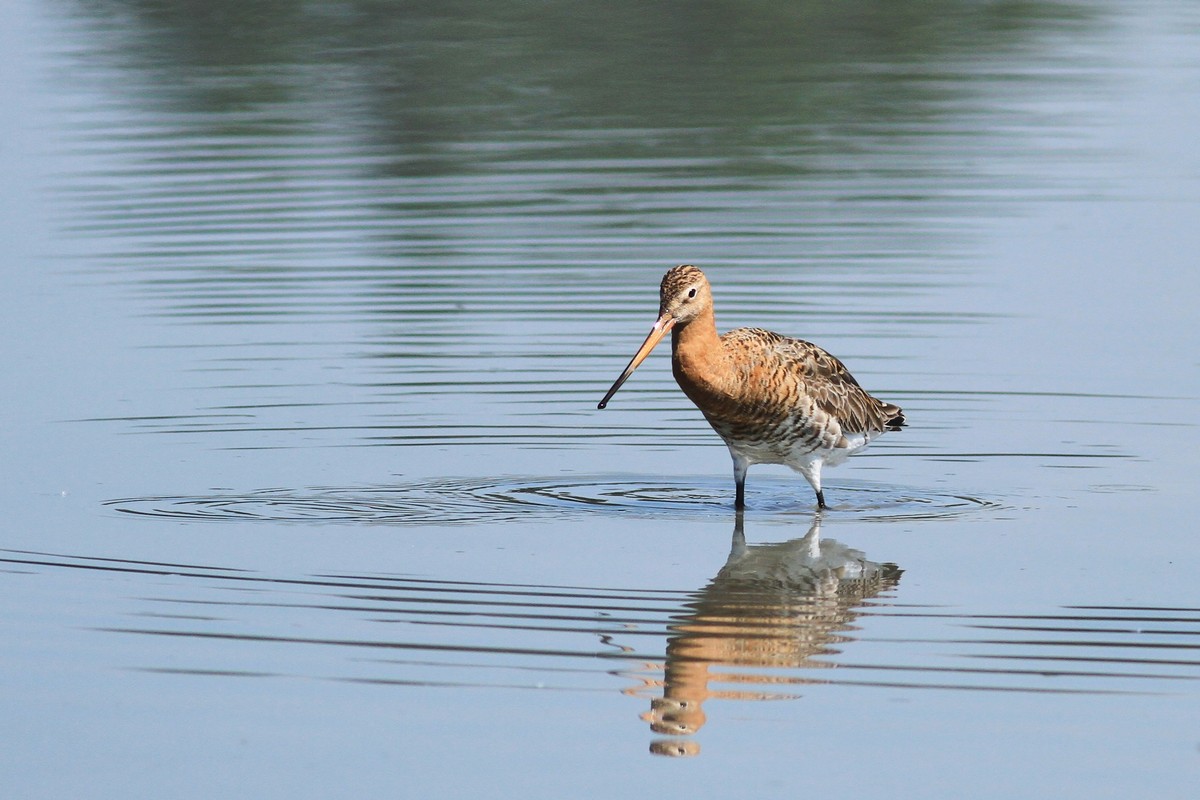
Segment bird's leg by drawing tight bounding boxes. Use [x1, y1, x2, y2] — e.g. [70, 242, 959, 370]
[731, 454, 749, 510]
[802, 459, 826, 510]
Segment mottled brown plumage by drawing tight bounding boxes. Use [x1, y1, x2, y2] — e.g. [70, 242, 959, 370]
[599, 264, 904, 509]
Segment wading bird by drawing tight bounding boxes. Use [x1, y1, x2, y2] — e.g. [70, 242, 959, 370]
[598, 265, 904, 510]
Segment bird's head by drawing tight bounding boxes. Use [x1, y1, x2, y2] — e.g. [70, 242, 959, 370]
[597, 264, 713, 409]
[657, 264, 712, 328]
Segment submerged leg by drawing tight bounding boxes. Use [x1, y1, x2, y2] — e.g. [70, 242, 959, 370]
[798, 457, 826, 510]
[731, 454, 750, 510]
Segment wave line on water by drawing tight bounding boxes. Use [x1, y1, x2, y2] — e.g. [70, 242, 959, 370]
[13, 543, 1200, 708]
[103, 475, 1004, 525]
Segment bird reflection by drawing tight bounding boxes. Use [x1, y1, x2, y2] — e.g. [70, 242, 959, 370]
[633, 512, 901, 757]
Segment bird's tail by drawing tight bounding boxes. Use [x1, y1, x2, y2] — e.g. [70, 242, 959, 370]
[883, 404, 906, 430]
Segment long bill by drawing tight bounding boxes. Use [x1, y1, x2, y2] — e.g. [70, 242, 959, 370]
[597, 313, 676, 409]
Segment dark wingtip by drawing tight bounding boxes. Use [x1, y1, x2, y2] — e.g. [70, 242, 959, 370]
[887, 410, 907, 430]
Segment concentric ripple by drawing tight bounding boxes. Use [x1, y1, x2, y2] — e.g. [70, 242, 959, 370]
[105, 476, 1001, 525]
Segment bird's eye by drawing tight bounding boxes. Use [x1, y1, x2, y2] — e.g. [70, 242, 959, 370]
[687, 287, 697, 298]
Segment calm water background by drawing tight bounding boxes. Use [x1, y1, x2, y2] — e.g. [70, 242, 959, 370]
[3, 0, 1200, 796]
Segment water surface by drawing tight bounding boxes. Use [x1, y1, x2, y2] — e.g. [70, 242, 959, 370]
[3, 0, 1200, 797]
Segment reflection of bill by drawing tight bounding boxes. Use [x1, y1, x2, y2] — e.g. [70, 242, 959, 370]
[634, 512, 901, 757]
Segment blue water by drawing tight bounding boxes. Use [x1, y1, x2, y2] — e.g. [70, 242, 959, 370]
[2, 1, 1199, 797]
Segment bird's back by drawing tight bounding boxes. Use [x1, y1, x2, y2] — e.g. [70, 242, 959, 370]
[682, 327, 903, 459]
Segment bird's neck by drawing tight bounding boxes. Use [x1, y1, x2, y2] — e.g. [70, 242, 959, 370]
[671, 308, 723, 392]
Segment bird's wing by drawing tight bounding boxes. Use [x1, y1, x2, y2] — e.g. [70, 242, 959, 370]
[723, 328, 904, 433]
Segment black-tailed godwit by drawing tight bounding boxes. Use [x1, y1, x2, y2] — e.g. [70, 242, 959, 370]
[598, 264, 904, 510]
